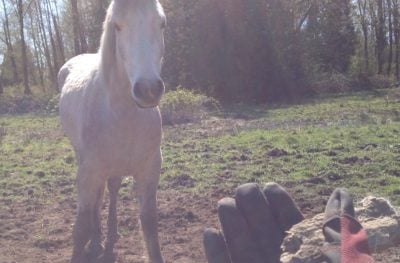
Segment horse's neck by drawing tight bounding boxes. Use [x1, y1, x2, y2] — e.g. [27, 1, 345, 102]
[97, 21, 135, 113]
[99, 19, 119, 83]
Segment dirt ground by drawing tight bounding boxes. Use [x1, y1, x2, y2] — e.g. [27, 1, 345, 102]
[0, 183, 398, 263]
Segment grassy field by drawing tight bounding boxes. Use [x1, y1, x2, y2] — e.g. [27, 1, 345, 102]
[0, 88, 399, 262]
[1, 89, 400, 206]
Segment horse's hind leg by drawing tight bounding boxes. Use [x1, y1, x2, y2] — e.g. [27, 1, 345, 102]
[71, 168, 105, 263]
[104, 177, 122, 257]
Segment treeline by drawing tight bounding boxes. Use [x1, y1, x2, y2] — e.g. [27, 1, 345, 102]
[0, 0, 107, 95]
[0, 0, 399, 102]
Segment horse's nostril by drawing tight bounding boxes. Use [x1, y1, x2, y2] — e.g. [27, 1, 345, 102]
[133, 82, 144, 99]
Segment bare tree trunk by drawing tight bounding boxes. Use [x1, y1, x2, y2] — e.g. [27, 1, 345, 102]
[90, 0, 108, 52]
[52, 14, 65, 63]
[377, 0, 385, 75]
[36, 0, 55, 85]
[79, 26, 88, 54]
[17, 0, 31, 95]
[51, 0, 65, 64]
[70, 0, 80, 54]
[387, 0, 393, 75]
[28, 8, 45, 87]
[44, 0, 59, 77]
[0, 75, 3, 95]
[1, 0, 19, 83]
[32, 33, 45, 87]
[393, 0, 400, 80]
[70, 0, 87, 54]
[358, 0, 369, 72]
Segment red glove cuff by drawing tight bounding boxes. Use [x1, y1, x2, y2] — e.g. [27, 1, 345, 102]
[341, 214, 374, 263]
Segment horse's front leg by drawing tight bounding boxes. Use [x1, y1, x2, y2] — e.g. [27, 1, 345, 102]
[136, 153, 164, 263]
[71, 166, 105, 263]
[87, 181, 105, 259]
[104, 177, 122, 258]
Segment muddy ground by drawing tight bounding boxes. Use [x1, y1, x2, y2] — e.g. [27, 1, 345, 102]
[1, 183, 398, 263]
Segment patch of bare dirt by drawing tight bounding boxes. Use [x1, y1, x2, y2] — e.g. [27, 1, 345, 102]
[0, 186, 397, 263]
[267, 148, 289, 158]
[0, 188, 225, 263]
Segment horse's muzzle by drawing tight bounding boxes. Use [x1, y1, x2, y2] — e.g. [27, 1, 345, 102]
[132, 78, 165, 108]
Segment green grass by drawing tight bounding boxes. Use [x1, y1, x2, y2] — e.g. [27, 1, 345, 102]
[0, 115, 75, 205]
[1, 88, 399, 207]
[161, 123, 400, 202]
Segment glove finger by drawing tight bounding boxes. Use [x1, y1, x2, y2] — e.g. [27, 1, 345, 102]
[262, 182, 304, 231]
[235, 183, 283, 263]
[325, 188, 355, 220]
[203, 228, 231, 263]
[322, 188, 373, 263]
[218, 197, 264, 263]
[323, 188, 355, 244]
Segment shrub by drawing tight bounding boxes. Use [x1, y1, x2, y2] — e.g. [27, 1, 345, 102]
[0, 85, 57, 114]
[0, 95, 42, 114]
[160, 88, 219, 125]
[45, 94, 60, 114]
[351, 74, 394, 90]
[310, 72, 352, 94]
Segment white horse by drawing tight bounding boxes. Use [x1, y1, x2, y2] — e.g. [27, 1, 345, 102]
[58, 0, 166, 262]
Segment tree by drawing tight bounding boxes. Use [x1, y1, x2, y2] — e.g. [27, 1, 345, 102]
[17, 0, 31, 94]
[35, 0, 55, 85]
[85, 0, 110, 52]
[70, 0, 87, 55]
[1, 0, 18, 84]
[387, 0, 394, 75]
[310, 0, 356, 73]
[1, 40, 36, 86]
[27, 5, 45, 87]
[376, 0, 386, 74]
[393, 0, 400, 79]
[357, 0, 370, 72]
[0, 72, 3, 95]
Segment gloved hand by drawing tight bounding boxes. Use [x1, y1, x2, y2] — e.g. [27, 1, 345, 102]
[203, 182, 304, 263]
[322, 188, 374, 263]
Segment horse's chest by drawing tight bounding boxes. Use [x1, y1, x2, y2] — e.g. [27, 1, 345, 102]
[81, 119, 160, 175]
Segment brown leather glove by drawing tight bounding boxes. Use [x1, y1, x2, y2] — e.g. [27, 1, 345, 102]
[203, 183, 304, 263]
[321, 188, 374, 263]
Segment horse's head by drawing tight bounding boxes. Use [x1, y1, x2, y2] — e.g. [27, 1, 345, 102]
[112, 0, 166, 108]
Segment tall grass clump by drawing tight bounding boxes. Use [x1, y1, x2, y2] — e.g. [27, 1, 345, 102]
[160, 87, 219, 125]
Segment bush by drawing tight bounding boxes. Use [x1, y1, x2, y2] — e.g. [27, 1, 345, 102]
[351, 74, 394, 90]
[0, 85, 58, 114]
[0, 95, 42, 114]
[160, 88, 219, 125]
[310, 72, 352, 94]
[309, 72, 396, 94]
[45, 94, 60, 114]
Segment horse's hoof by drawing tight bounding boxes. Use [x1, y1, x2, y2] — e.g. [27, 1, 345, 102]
[70, 255, 87, 263]
[101, 250, 117, 263]
[86, 243, 104, 259]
